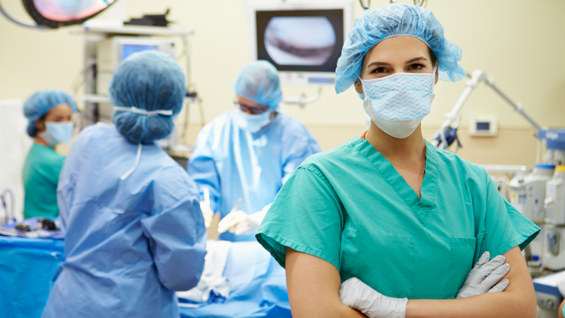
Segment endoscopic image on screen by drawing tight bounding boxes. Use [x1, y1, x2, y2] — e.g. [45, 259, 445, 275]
[264, 17, 336, 66]
[33, 0, 116, 21]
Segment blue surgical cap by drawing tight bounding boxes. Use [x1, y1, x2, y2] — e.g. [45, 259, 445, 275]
[335, 3, 467, 94]
[233, 61, 282, 110]
[23, 90, 77, 137]
[110, 51, 186, 145]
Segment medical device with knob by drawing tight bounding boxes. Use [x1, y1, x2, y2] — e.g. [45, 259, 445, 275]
[539, 143, 565, 272]
[96, 37, 176, 96]
[545, 166, 565, 226]
[510, 164, 556, 224]
[508, 164, 555, 264]
[431, 69, 542, 150]
[431, 68, 565, 217]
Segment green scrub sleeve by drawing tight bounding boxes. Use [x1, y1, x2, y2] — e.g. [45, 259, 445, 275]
[51, 155, 65, 182]
[482, 169, 540, 257]
[256, 165, 343, 270]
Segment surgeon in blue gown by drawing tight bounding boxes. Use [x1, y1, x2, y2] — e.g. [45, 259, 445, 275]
[41, 51, 207, 318]
[188, 61, 321, 242]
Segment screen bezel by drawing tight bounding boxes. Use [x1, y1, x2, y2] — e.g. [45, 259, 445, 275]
[247, 2, 352, 79]
[256, 10, 344, 73]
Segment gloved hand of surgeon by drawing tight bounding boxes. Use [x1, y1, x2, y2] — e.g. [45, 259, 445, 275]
[200, 188, 214, 229]
[217, 209, 267, 235]
[200, 201, 214, 229]
[339, 252, 510, 318]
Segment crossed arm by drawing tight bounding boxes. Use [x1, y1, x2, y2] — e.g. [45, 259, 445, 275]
[285, 246, 537, 318]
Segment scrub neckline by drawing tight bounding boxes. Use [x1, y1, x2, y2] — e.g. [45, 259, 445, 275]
[34, 142, 56, 151]
[352, 135, 438, 225]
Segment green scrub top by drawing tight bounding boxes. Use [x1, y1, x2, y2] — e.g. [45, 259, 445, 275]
[256, 137, 539, 300]
[23, 143, 65, 219]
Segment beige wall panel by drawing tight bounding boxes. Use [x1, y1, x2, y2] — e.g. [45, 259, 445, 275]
[2, 0, 564, 167]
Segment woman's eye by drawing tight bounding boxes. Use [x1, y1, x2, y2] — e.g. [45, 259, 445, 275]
[409, 64, 425, 70]
[371, 67, 387, 74]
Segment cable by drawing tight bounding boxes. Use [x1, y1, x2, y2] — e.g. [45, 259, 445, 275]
[198, 99, 206, 127]
[71, 64, 96, 97]
[168, 21, 193, 90]
[0, 0, 46, 29]
[181, 100, 190, 142]
[359, 0, 371, 10]
[388, 0, 428, 7]
[413, 0, 428, 7]
[183, 34, 192, 89]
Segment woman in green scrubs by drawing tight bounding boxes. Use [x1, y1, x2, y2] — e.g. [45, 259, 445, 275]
[256, 4, 539, 318]
[22, 90, 76, 219]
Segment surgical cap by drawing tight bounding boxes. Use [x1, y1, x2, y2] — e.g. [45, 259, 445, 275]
[110, 51, 186, 145]
[335, 3, 467, 94]
[233, 61, 282, 110]
[23, 90, 77, 137]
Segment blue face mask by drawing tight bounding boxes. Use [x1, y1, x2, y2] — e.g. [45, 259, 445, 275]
[360, 69, 436, 139]
[39, 122, 74, 146]
[234, 110, 273, 134]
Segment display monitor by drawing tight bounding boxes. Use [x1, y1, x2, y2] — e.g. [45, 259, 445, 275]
[121, 44, 158, 61]
[248, 2, 352, 86]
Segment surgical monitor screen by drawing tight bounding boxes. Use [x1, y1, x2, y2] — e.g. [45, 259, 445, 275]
[121, 44, 158, 61]
[255, 9, 344, 73]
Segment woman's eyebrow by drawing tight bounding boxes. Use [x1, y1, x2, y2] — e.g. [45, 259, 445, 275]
[405, 56, 428, 64]
[367, 61, 391, 68]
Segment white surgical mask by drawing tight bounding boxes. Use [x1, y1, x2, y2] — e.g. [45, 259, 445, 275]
[234, 110, 273, 134]
[39, 122, 74, 146]
[360, 68, 436, 139]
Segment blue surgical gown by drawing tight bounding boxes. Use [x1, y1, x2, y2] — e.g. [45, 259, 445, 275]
[188, 111, 321, 241]
[41, 123, 207, 318]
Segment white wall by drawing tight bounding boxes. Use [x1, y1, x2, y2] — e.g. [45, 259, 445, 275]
[0, 100, 33, 220]
[1, 0, 564, 167]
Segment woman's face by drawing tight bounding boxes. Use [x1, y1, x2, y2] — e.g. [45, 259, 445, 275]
[34, 103, 72, 133]
[355, 36, 438, 94]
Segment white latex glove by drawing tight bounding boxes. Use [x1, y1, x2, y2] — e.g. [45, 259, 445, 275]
[199, 201, 213, 229]
[199, 188, 214, 229]
[340, 277, 407, 318]
[217, 210, 266, 235]
[456, 251, 511, 299]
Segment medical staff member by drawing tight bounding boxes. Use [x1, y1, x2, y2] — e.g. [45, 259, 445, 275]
[189, 61, 321, 242]
[22, 90, 76, 219]
[41, 51, 207, 318]
[257, 4, 540, 318]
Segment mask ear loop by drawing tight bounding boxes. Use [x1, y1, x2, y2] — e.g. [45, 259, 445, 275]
[358, 78, 366, 99]
[120, 143, 142, 180]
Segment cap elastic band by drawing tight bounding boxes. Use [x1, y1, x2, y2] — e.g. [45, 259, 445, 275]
[114, 106, 173, 116]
